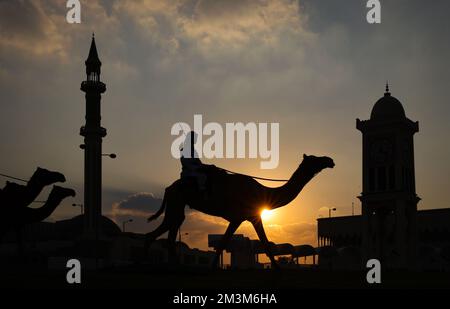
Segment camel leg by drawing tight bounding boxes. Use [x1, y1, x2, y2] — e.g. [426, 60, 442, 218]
[144, 221, 170, 250]
[211, 221, 241, 269]
[250, 217, 279, 270]
[145, 196, 185, 257]
[167, 226, 180, 266]
[166, 208, 186, 266]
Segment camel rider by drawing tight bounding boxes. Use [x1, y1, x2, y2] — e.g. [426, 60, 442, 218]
[180, 131, 210, 197]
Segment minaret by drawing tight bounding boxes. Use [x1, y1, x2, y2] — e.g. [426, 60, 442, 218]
[80, 34, 106, 237]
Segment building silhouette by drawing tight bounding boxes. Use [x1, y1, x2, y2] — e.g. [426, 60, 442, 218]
[318, 85, 450, 270]
[357, 83, 420, 269]
[80, 35, 107, 238]
[208, 234, 317, 269]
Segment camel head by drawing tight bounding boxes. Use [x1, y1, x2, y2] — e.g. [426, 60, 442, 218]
[301, 154, 335, 173]
[48, 186, 76, 203]
[31, 167, 66, 186]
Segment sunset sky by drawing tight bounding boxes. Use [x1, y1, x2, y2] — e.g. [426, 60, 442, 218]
[1, 0, 449, 251]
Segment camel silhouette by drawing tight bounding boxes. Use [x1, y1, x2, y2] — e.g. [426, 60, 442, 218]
[146, 154, 334, 268]
[1, 167, 66, 210]
[18, 186, 76, 224]
[0, 185, 75, 253]
[0, 168, 72, 254]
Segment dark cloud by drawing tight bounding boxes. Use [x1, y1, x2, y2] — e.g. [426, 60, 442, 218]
[193, 0, 259, 19]
[0, 1, 46, 39]
[99, 0, 117, 16]
[301, 0, 367, 33]
[106, 191, 226, 249]
[111, 192, 163, 218]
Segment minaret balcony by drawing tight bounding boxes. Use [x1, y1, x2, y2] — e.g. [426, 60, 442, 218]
[80, 126, 107, 137]
[81, 80, 106, 93]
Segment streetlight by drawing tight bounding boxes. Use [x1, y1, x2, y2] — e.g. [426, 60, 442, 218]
[102, 153, 117, 159]
[179, 231, 189, 243]
[122, 219, 133, 232]
[324, 207, 337, 247]
[79, 144, 117, 159]
[72, 203, 83, 215]
[329, 207, 337, 218]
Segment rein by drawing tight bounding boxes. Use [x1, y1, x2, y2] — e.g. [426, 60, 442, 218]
[0, 173, 28, 183]
[219, 168, 289, 182]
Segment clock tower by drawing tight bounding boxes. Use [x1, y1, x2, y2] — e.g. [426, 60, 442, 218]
[356, 84, 420, 269]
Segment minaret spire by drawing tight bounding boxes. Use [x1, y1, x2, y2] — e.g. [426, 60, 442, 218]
[85, 35, 101, 81]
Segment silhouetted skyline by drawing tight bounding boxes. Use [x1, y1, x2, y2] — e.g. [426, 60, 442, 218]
[1, 0, 450, 251]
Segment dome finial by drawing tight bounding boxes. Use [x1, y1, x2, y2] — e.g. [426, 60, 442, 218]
[385, 81, 390, 96]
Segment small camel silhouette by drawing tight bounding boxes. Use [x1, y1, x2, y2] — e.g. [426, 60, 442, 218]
[1, 167, 66, 210]
[0, 185, 75, 252]
[0, 168, 73, 254]
[146, 154, 334, 269]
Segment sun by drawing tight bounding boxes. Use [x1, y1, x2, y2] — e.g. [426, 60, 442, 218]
[260, 208, 273, 220]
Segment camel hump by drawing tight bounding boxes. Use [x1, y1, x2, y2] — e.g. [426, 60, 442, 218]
[201, 165, 225, 177]
[206, 166, 258, 191]
[2, 182, 27, 199]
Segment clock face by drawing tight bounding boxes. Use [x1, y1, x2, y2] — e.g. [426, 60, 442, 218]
[370, 139, 393, 163]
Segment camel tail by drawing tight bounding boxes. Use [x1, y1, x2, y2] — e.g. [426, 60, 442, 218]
[147, 193, 167, 222]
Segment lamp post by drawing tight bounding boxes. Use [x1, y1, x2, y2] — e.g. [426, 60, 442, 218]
[80, 144, 117, 159]
[327, 207, 337, 246]
[329, 207, 337, 218]
[102, 153, 117, 159]
[178, 230, 189, 243]
[122, 219, 133, 232]
[72, 203, 84, 215]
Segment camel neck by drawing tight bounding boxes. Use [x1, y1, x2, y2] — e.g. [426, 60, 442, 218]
[26, 176, 46, 199]
[267, 163, 316, 209]
[24, 194, 60, 223]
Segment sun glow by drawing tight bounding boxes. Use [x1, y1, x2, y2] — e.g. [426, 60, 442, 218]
[260, 208, 273, 220]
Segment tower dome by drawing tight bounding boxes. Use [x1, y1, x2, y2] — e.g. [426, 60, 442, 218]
[370, 83, 406, 120]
